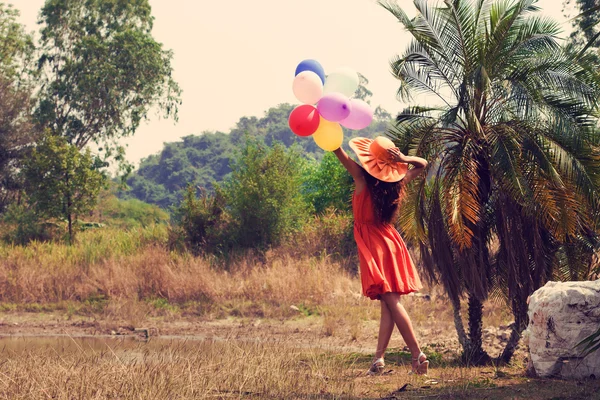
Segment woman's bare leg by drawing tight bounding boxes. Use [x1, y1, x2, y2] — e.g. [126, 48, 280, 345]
[380, 292, 422, 359]
[375, 299, 394, 359]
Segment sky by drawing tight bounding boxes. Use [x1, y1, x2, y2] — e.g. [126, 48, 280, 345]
[10, 0, 573, 168]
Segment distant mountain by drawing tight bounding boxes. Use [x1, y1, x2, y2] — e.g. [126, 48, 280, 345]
[121, 103, 391, 209]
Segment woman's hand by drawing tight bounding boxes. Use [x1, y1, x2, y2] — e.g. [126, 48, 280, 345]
[387, 147, 408, 163]
[387, 147, 428, 184]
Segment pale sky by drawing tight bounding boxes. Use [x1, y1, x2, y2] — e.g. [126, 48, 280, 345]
[11, 0, 572, 167]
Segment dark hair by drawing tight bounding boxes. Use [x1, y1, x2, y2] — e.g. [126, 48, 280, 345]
[362, 168, 404, 225]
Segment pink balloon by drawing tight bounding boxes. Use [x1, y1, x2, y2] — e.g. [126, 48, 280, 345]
[317, 92, 352, 122]
[340, 99, 374, 130]
[292, 71, 323, 104]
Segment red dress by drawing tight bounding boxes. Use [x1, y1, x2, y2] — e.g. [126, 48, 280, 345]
[352, 187, 422, 300]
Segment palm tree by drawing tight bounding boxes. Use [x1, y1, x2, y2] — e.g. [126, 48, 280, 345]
[380, 0, 600, 364]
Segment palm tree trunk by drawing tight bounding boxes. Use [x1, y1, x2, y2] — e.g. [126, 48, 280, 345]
[450, 294, 468, 348]
[463, 292, 490, 365]
[498, 297, 528, 364]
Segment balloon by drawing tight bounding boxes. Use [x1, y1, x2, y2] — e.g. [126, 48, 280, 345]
[292, 71, 323, 105]
[288, 105, 320, 136]
[317, 93, 352, 122]
[323, 67, 359, 98]
[313, 117, 343, 151]
[295, 59, 326, 85]
[340, 99, 374, 130]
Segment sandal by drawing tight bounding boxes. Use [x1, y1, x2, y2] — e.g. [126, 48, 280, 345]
[410, 352, 429, 375]
[368, 357, 385, 375]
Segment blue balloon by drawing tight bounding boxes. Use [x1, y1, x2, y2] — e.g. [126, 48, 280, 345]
[295, 59, 325, 85]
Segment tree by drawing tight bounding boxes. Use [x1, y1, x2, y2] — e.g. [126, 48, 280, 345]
[356, 73, 374, 103]
[35, 0, 181, 167]
[381, 0, 600, 364]
[121, 102, 391, 209]
[302, 152, 353, 215]
[0, 3, 34, 80]
[0, 4, 37, 212]
[217, 139, 311, 250]
[22, 134, 105, 242]
[565, 0, 600, 54]
[0, 75, 37, 213]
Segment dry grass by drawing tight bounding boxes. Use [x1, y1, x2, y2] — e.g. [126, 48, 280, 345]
[1, 336, 599, 400]
[0, 226, 511, 354]
[0, 227, 360, 321]
[2, 228, 597, 399]
[0, 337, 357, 399]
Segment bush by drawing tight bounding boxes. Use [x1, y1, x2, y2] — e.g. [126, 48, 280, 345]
[302, 152, 353, 215]
[285, 208, 357, 272]
[217, 139, 311, 250]
[0, 203, 61, 244]
[94, 189, 170, 229]
[169, 185, 233, 256]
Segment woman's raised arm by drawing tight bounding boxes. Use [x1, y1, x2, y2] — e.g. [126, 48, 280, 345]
[333, 147, 366, 190]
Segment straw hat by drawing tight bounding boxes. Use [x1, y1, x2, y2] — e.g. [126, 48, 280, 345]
[349, 136, 408, 182]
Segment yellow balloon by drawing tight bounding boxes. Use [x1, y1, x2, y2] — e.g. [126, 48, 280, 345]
[313, 117, 343, 151]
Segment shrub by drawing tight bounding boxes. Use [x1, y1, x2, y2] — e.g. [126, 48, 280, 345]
[302, 152, 353, 215]
[169, 185, 233, 256]
[0, 203, 60, 244]
[217, 139, 311, 250]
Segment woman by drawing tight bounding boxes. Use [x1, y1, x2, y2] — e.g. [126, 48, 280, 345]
[333, 136, 429, 375]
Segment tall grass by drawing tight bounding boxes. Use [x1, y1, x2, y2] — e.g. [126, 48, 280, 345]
[0, 226, 359, 318]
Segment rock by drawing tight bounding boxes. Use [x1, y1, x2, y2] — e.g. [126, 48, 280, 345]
[523, 280, 600, 379]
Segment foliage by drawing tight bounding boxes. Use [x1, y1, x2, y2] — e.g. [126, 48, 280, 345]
[0, 5, 38, 213]
[93, 187, 169, 229]
[290, 208, 357, 271]
[577, 326, 600, 358]
[381, 0, 600, 364]
[302, 152, 354, 215]
[34, 0, 181, 168]
[123, 103, 391, 209]
[169, 185, 232, 256]
[21, 134, 106, 242]
[123, 131, 235, 208]
[0, 3, 35, 80]
[0, 74, 38, 213]
[566, 0, 600, 54]
[217, 139, 311, 250]
[0, 203, 59, 244]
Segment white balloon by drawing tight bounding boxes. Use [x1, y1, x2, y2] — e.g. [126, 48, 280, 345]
[323, 67, 359, 98]
[292, 71, 323, 104]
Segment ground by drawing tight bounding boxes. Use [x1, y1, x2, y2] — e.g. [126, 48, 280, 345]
[1, 309, 599, 399]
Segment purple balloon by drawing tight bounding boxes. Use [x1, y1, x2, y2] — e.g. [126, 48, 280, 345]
[317, 93, 352, 122]
[340, 99, 374, 130]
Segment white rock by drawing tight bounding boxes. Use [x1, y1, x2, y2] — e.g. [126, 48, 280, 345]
[524, 280, 600, 379]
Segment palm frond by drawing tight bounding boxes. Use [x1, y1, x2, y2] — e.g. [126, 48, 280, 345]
[440, 138, 482, 250]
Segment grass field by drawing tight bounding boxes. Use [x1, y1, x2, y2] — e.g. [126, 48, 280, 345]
[1, 228, 599, 399]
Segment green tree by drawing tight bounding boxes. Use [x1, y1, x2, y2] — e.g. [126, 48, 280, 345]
[0, 5, 37, 212]
[0, 3, 34, 79]
[121, 102, 392, 209]
[381, 0, 600, 364]
[356, 73, 374, 103]
[35, 0, 181, 168]
[217, 139, 311, 250]
[303, 152, 353, 215]
[0, 74, 38, 213]
[22, 134, 105, 242]
[566, 0, 600, 54]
